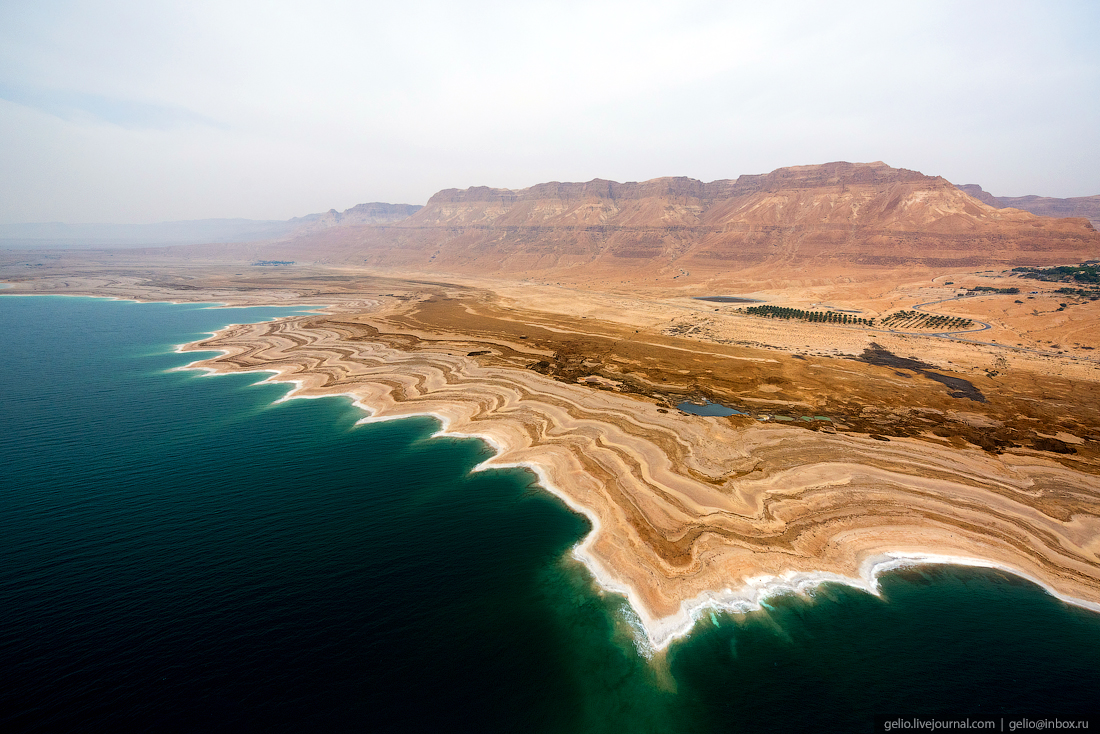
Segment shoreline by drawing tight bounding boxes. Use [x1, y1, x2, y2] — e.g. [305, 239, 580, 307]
[6, 288, 1100, 653]
[172, 311, 1100, 652]
[640, 552, 1100, 651]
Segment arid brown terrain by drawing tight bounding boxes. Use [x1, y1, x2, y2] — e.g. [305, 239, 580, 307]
[958, 183, 1100, 231]
[4, 161, 1100, 648]
[239, 161, 1100, 281]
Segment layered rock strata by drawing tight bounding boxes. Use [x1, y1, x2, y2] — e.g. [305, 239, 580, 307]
[268, 162, 1100, 274]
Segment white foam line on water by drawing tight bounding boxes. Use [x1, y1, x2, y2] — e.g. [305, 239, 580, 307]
[639, 553, 1100, 651]
[173, 322, 1100, 655]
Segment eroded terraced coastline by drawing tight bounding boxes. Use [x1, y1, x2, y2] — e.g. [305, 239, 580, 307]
[106, 273, 1099, 650]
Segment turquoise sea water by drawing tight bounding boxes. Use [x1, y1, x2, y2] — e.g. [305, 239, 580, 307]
[1, 296, 1098, 732]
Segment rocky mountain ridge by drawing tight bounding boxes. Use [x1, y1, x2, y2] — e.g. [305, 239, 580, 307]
[274, 162, 1099, 275]
[956, 184, 1100, 230]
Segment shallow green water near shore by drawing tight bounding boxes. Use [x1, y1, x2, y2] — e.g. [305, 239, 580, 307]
[1, 296, 1098, 732]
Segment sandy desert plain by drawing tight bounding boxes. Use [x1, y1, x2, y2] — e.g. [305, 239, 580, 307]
[4, 162, 1100, 649]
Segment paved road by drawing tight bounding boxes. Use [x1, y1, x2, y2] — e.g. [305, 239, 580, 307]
[905, 293, 1099, 364]
[864, 294, 995, 343]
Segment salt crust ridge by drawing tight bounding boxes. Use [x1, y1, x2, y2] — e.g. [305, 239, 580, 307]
[173, 324, 1100, 653]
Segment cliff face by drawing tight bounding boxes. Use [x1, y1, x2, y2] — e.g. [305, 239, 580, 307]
[280, 162, 1100, 274]
[415, 162, 936, 229]
[957, 184, 1100, 231]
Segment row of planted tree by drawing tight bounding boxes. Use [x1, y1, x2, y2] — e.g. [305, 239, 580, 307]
[740, 305, 973, 330]
[741, 305, 873, 325]
[879, 310, 974, 330]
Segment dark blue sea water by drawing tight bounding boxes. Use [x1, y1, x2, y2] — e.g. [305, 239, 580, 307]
[1, 296, 1098, 733]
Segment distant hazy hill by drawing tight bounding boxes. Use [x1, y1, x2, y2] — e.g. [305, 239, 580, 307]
[0, 202, 422, 249]
[956, 184, 1100, 231]
[289, 203, 424, 235]
[0, 218, 298, 249]
[267, 162, 1100, 274]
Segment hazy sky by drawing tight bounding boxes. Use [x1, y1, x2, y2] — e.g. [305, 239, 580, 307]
[1, 0, 1098, 224]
